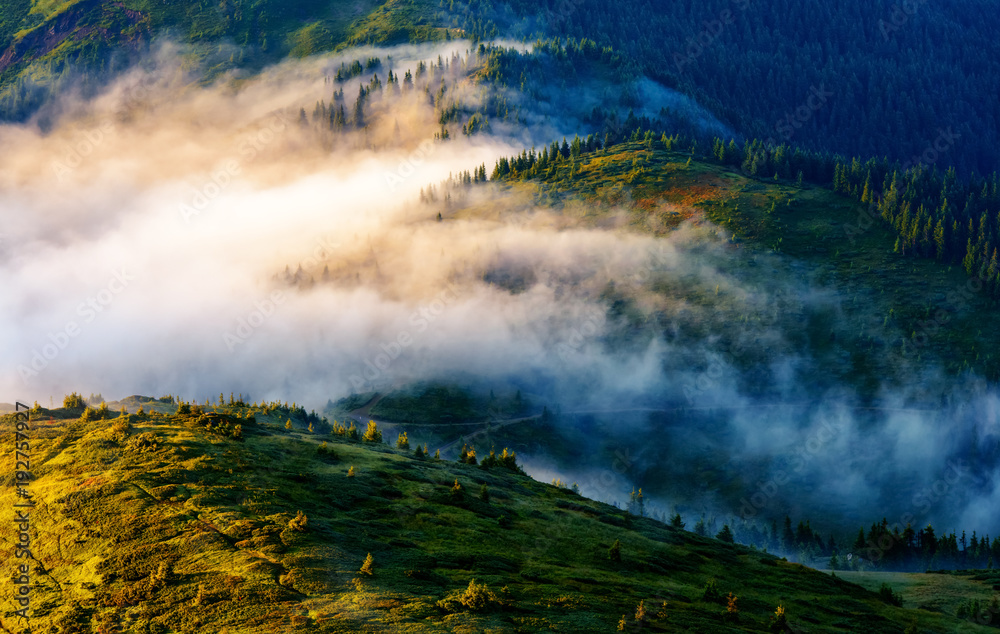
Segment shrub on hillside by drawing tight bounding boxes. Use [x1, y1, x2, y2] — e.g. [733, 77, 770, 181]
[436, 579, 504, 613]
[288, 510, 308, 532]
[723, 593, 740, 623]
[459, 444, 477, 464]
[608, 539, 622, 562]
[110, 418, 132, 442]
[878, 583, 903, 607]
[769, 605, 788, 632]
[63, 392, 86, 409]
[702, 579, 723, 603]
[362, 421, 382, 443]
[360, 553, 375, 576]
[480, 447, 524, 473]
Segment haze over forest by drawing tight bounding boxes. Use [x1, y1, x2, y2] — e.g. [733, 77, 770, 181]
[2, 2, 1000, 631]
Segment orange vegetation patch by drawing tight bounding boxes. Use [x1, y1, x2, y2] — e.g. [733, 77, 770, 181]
[656, 182, 728, 207]
[635, 197, 659, 211]
[78, 475, 105, 489]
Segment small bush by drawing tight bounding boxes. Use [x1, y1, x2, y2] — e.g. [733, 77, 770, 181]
[396, 432, 410, 450]
[723, 593, 739, 623]
[608, 539, 621, 562]
[459, 579, 501, 611]
[769, 605, 787, 632]
[878, 583, 903, 607]
[111, 418, 132, 438]
[437, 579, 504, 613]
[450, 479, 464, 500]
[125, 432, 159, 453]
[702, 579, 723, 603]
[479, 484, 490, 503]
[288, 510, 308, 532]
[360, 553, 375, 576]
[459, 444, 477, 465]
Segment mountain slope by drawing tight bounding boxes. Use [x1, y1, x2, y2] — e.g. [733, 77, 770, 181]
[1, 404, 988, 633]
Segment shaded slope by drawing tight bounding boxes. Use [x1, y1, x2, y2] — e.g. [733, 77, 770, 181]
[1, 404, 993, 632]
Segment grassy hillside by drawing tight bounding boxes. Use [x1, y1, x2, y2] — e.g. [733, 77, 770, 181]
[483, 140, 1000, 389]
[0, 0, 456, 120]
[2, 402, 996, 633]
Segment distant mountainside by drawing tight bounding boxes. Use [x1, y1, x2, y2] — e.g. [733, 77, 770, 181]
[2, 0, 997, 177]
[449, 0, 1000, 176]
[1, 402, 993, 632]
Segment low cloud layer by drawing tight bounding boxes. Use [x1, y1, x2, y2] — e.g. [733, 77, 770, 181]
[1, 39, 997, 539]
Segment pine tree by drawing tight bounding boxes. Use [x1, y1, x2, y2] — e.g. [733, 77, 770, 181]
[828, 553, 840, 570]
[362, 420, 382, 443]
[717, 524, 735, 543]
[396, 432, 410, 450]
